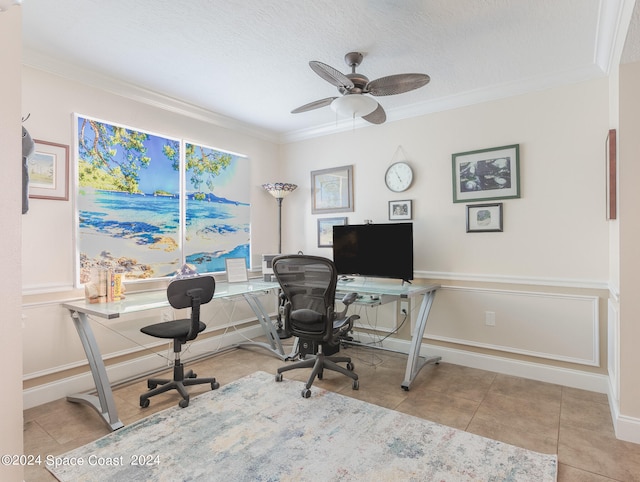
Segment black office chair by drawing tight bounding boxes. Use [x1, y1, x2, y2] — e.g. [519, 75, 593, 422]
[139, 275, 220, 408]
[272, 255, 360, 398]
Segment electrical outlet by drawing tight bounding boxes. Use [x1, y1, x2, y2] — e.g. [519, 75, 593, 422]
[400, 299, 410, 315]
[485, 311, 496, 326]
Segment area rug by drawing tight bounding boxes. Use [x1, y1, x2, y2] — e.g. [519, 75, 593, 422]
[48, 371, 557, 481]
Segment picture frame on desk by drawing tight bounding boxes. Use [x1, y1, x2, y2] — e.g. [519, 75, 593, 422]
[317, 217, 347, 247]
[28, 139, 69, 200]
[311, 165, 354, 214]
[389, 200, 412, 220]
[452, 144, 520, 203]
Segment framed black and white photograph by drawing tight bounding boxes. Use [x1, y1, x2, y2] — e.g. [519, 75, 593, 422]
[466, 203, 503, 232]
[317, 217, 347, 247]
[389, 200, 412, 220]
[311, 165, 354, 214]
[452, 144, 520, 203]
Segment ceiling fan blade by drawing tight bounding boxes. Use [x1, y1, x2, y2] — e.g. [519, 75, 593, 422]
[291, 97, 337, 114]
[309, 61, 354, 90]
[362, 103, 386, 125]
[366, 73, 430, 96]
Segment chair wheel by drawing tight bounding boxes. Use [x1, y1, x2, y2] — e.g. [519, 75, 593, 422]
[352, 380, 359, 390]
[317, 371, 323, 380]
[148, 381, 157, 389]
[301, 388, 311, 398]
[179, 398, 189, 408]
[275, 373, 283, 382]
[211, 381, 220, 390]
[140, 398, 150, 408]
[346, 362, 355, 371]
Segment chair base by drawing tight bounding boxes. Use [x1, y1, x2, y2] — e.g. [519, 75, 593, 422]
[140, 364, 219, 408]
[276, 352, 359, 398]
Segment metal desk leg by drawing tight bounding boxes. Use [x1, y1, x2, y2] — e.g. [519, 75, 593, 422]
[236, 293, 290, 360]
[401, 290, 441, 391]
[67, 310, 124, 431]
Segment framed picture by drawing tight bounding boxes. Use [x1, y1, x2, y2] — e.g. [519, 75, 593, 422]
[466, 203, 503, 232]
[389, 200, 412, 220]
[28, 139, 69, 200]
[225, 257, 248, 283]
[606, 129, 617, 220]
[452, 144, 520, 203]
[317, 217, 347, 247]
[311, 165, 354, 214]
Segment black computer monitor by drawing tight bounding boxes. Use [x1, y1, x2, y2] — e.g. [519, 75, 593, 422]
[332, 222, 414, 282]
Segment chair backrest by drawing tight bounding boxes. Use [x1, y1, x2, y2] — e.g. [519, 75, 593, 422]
[167, 275, 215, 341]
[272, 255, 337, 342]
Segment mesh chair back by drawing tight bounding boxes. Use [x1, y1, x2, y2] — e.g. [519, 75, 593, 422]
[272, 255, 337, 342]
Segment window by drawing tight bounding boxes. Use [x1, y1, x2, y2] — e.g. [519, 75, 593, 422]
[76, 115, 249, 285]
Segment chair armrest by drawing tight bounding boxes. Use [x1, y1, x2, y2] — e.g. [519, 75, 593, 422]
[341, 292, 358, 305]
[334, 292, 358, 319]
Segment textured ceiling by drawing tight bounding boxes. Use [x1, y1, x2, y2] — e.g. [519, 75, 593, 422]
[20, 0, 637, 142]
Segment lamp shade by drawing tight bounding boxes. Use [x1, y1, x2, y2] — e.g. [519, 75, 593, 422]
[331, 94, 378, 118]
[262, 182, 297, 199]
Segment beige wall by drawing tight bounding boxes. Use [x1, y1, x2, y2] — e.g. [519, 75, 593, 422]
[282, 80, 609, 282]
[21, 67, 282, 292]
[1, 6, 24, 481]
[20, 67, 282, 404]
[277, 79, 613, 391]
[619, 60, 640, 420]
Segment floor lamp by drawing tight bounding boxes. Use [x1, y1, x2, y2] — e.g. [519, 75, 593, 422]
[262, 182, 297, 254]
[262, 182, 297, 339]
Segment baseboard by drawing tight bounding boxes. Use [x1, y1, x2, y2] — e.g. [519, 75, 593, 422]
[350, 335, 609, 392]
[607, 377, 640, 444]
[23, 325, 265, 409]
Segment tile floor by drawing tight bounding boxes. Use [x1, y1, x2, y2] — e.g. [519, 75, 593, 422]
[24, 342, 640, 481]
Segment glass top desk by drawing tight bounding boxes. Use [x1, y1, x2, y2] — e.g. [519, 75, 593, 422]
[337, 279, 441, 391]
[63, 280, 281, 431]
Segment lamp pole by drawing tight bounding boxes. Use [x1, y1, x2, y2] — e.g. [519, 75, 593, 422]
[262, 183, 297, 339]
[276, 197, 283, 253]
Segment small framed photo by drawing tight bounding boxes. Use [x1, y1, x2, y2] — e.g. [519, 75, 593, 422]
[452, 144, 520, 203]
[466, 203, 503, 233]
[389, 200, 412, 220]
[311, 165, 354, 214]
[317, 217, 347, 247]
[225, 257, 248, 283]
[28, 140, 69, 200]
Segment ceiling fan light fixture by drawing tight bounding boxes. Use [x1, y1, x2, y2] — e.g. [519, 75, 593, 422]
[330, 94, 377, 118]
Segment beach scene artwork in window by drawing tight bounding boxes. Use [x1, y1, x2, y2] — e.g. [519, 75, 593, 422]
[76, 115, 249, 285]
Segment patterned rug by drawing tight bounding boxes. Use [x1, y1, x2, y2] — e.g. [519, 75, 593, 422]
[48, 371, 557, 481]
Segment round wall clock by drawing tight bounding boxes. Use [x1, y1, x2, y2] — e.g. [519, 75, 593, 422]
[385, 161, 414, 192]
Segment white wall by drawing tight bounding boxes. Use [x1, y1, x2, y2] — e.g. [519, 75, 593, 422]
[1, 6, 25, 481]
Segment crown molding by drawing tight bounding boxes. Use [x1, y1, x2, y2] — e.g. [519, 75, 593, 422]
[22, 48, 281, 144]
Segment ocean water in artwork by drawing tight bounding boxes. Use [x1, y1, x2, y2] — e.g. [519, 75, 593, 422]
[77, 116, 250, 283]
[78, 190, 249, 281]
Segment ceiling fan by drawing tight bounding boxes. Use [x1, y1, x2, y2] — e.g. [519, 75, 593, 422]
[291, 52, 430, 125]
